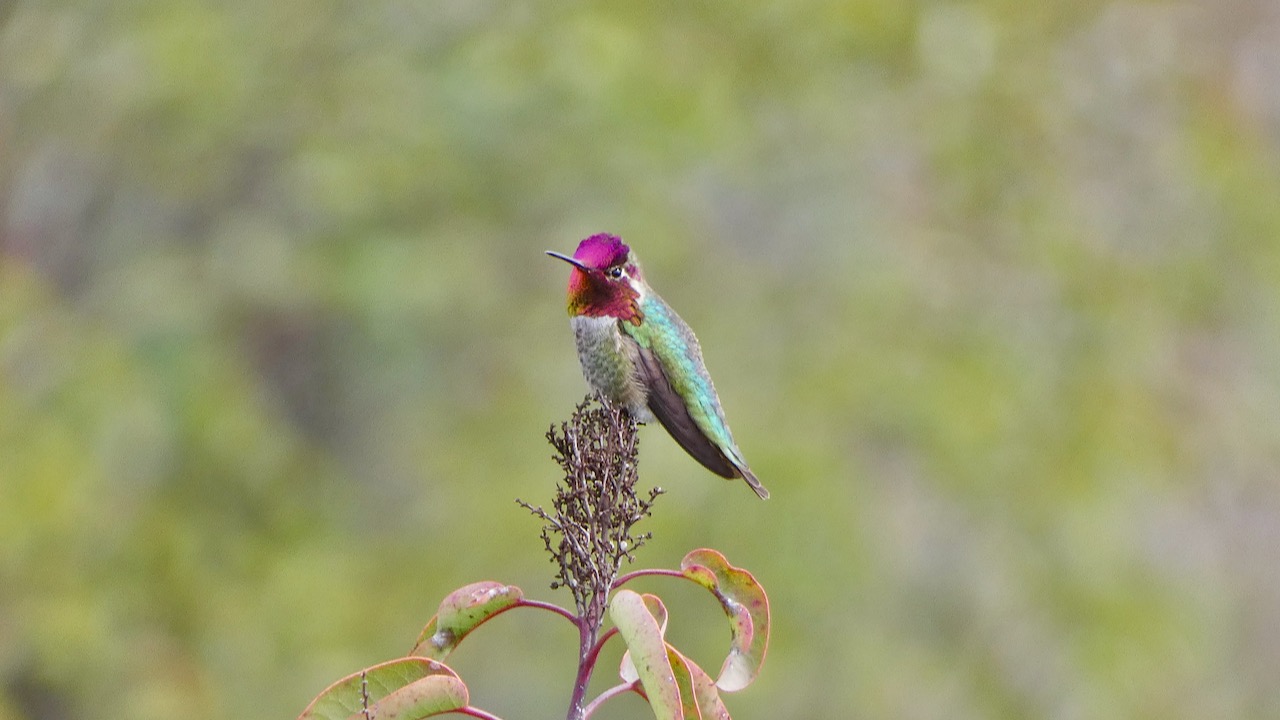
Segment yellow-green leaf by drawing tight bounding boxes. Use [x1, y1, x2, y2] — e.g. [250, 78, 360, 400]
[620, 593, 669, 683]
[297, 658, 459, 720]
[610, 589, 683, 720]
[410, 582, 523, 659]
[360, 674, 469, 719]
[668, 648, 730, 720]
[680, 549, 769, 692]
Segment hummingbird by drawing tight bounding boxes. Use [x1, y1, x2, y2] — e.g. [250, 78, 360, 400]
[546, 233, 769, 500]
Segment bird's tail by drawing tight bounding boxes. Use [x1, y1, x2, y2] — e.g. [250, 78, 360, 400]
[737, 466, 770, 500]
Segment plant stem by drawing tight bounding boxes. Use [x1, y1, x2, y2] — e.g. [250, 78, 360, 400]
[584, 627, 618, 670]
[518, 598, 580, 625]
[566, 619, 598, 720]
[457, 706, 506, 720]
[612, 567, 685, 590]
[582, 681, 639, 719]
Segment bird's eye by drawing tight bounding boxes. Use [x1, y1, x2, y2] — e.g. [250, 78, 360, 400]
[608, 267, 624, 279]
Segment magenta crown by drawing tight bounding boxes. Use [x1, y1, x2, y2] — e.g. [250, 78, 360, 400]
[572, 233, 631, 270]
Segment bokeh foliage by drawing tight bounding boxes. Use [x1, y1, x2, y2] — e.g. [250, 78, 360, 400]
[2, 1, 1279, 719]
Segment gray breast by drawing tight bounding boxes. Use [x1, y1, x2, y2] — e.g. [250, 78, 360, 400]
[569, 315, 652, 421]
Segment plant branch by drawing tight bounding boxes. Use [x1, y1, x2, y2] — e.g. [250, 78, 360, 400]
[584, 626, 619, 670]
[566, 623, 597, 720]
[582, 681, 640, 719]
[612, 567, 685, 590]
[517, 395, 662, 720]
[515, 598, 581, 626]
[456, 706, 506, 720]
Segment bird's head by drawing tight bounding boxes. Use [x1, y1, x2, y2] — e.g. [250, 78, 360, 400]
[546, 234, 645, 324]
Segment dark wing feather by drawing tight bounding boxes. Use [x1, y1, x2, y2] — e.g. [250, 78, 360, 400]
[630, 341, 740, 479]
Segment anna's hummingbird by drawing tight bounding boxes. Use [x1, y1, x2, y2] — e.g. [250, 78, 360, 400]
[546, 233, 769, 500]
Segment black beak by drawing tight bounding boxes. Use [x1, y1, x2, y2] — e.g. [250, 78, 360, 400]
[545, 251, 591, 272]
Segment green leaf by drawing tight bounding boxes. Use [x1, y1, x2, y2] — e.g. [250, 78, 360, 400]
[610, 589, 683, 720]
[620, 593, 669, 683]
[680, 549, 770, 692]
[410, 581, 523, 659]
[643, 592, 670, 632]
[668, 648, 730, 720]
[297, 658, 460, 720]
[361, 674, 469, 719]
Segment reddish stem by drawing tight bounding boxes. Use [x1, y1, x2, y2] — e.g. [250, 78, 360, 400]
[582, 681, 640, 719]
[584, 626, 619, 670]
[455, 706, 506, 720]
[516, 598, 581, 626]
[566, 620, 597, 720]
[611, 567, 684, 590]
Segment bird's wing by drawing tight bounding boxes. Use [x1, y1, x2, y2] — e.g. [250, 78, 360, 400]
[628, 337, 740, 479]
[619, 297, 770, 499]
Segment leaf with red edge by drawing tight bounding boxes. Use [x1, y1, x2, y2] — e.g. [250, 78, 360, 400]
[620, 594, 669, 683]
[297, 658, 459, 720]
[680, 549, 770, 692]
[668, 648, 730, 720]
[610, 589, 683, 720]
[668, 647, 701, 720]
[363, 674, 469, 719]
[643, 593, 669, 631]
[410, 582, 523, 659]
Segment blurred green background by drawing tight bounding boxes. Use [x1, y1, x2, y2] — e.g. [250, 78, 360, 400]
[3, 1, 1279, 719]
